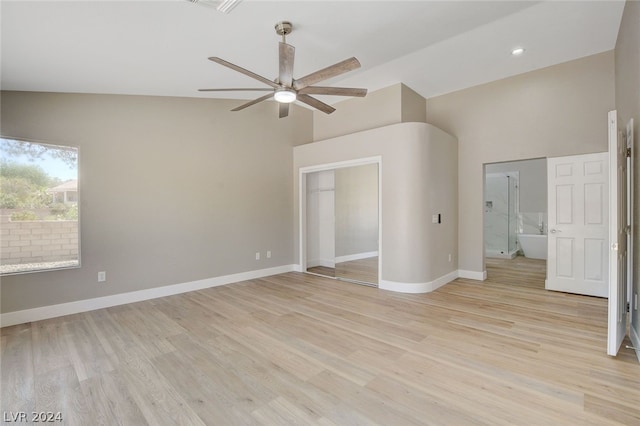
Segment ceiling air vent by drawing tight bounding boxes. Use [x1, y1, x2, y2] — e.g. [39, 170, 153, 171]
[187, 0, 242, 14]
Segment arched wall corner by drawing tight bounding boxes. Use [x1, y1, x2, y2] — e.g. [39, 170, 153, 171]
[379, 270, 459, 293]
[294, 122, 459, 292]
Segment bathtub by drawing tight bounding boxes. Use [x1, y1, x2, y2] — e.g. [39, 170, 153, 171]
[516, 234, 547, 260]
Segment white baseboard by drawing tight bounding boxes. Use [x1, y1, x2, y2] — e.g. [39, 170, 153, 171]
[379, 270, 458, 294]
[631, 324, 640, 364]
[335, 251, 378, 264]
[0, 264, 297, 327]
[458, 269, 487, 281]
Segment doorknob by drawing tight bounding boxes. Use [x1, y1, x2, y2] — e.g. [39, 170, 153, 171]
[550, 229, 561, 233]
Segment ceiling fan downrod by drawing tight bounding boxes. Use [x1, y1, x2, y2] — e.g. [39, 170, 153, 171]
[275, 21, 292, 43]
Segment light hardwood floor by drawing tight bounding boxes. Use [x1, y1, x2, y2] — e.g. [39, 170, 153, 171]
[2, 258, 639, 425]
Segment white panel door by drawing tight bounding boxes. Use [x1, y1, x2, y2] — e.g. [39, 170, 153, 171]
[547, 152, 609, 297]
[608, 110, 628, 356]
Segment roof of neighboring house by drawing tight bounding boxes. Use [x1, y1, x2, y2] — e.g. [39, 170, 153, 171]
[47, 179, 77, 193]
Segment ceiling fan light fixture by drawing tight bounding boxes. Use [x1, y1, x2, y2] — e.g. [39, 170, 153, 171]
[274, 88, 297, 103]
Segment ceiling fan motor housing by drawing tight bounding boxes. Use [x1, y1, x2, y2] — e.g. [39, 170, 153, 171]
[275, 21, 293, 37]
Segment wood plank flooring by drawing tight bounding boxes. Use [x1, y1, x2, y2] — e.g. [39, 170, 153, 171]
[2, 257, 640, 425]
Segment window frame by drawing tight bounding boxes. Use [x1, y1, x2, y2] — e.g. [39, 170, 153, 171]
[0, 136, 81, 276]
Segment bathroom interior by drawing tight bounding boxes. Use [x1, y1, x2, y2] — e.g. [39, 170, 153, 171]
[484, 158, 548, 264]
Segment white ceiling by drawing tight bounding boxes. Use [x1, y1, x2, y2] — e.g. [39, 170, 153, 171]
[1, 1, 626, 104]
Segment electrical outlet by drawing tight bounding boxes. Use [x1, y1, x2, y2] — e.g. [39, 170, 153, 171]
[98, 271, 106, 282]
[448, 254, 452, 262]
[255, 252, 260, 260]
[266, 250, 271, 259]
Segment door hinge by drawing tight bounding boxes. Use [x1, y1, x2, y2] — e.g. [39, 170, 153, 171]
[627, 147, 632, 158]
[627, 302, 631, 313]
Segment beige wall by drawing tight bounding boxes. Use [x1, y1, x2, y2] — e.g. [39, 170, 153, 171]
[615, 0, 640, 349]
[313, 84, 401, 141]
[486, 158, 547, 213]
[294, 122, 457, 290]
[313, 83, 427, 141]
[426, 51, 616, 274]
[401, 84, 428, 124]
[0, 91, 313, 314]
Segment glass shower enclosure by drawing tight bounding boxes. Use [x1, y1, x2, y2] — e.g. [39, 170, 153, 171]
[484, 172, 519, 258]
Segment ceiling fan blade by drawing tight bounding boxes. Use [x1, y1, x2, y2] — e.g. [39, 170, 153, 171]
[279, 42, 295, 88]
[208, 57, 280, 89]
[297, 86, 367, 97]
[279, 102, 290, 118]
[198, 88, 273, 92]
[231, 93, 273, 111]
[293, 57, 361, 90]
[297, 94, 336, 115]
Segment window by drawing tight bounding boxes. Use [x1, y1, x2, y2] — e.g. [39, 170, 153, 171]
[0, 138, 80, 274]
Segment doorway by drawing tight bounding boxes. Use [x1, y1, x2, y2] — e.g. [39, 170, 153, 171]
[484, 158, 548, 264]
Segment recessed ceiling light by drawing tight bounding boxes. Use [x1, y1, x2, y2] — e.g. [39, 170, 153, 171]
[511, 47, 525, 56]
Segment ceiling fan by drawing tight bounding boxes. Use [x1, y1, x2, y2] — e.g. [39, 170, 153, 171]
[199, 21, 367, 118]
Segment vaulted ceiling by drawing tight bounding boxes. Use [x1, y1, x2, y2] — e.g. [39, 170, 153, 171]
[1, 1, 626, 103]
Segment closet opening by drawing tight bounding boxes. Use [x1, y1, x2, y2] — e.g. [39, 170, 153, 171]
[300, 157, 381, 287]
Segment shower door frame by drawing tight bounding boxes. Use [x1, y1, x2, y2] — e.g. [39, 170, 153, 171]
[484, 171, 520, 258]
